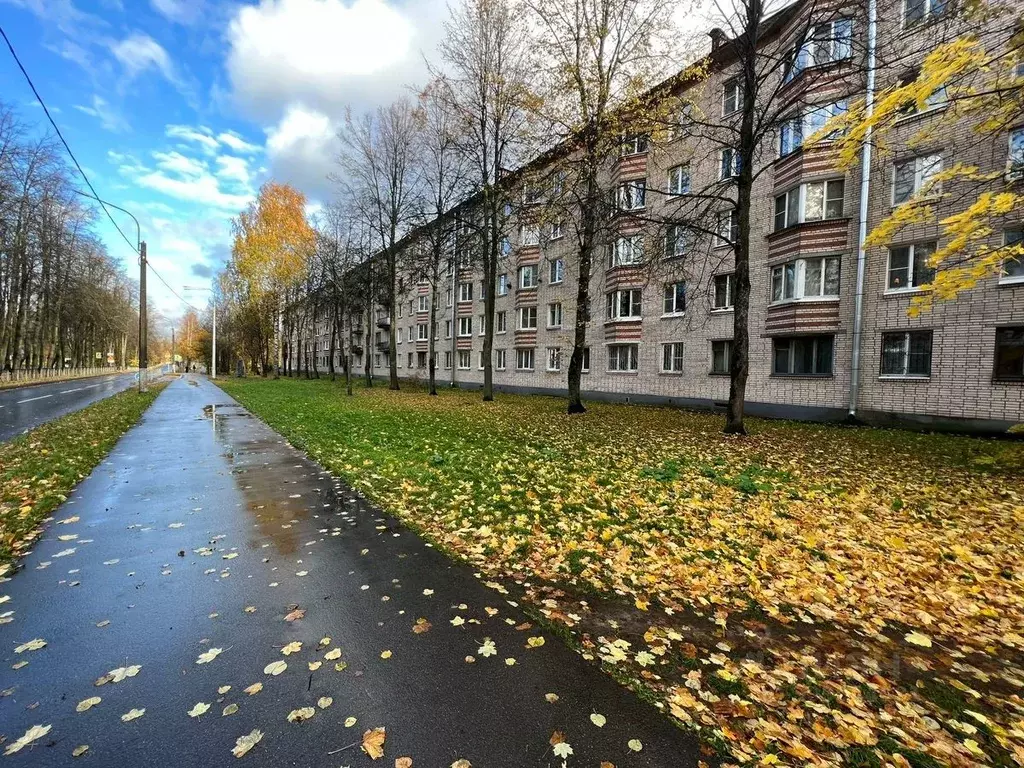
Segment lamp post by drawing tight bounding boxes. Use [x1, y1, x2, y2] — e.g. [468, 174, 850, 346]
[73, 190, 147, 392]
[184, 285, 217, 379]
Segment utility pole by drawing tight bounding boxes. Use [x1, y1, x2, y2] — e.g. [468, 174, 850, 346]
[183, 285, 217, 378]
[139, 241, 148, 393]
[171, 328, 176, 375]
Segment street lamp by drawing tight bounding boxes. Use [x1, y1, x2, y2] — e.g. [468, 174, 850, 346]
[184, 285, 217, 379]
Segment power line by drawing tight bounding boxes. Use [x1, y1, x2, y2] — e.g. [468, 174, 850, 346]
[148, 261, 200, 313]
[0, 23, 139, 258]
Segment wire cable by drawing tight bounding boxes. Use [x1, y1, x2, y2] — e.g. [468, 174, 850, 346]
[148, 261, 201, 313]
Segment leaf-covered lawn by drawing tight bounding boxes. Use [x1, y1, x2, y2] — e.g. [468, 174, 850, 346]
[220, 377, 1024, 768]
[0, 385, 163, 565]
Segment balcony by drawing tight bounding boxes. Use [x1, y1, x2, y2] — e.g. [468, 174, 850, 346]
[376, 315, 390, 329]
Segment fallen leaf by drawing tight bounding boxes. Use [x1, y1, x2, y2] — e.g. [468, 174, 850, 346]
[324, 648, 342, 660]
[97, 665, 141, 685]
[121, 708, 145, 722]
[223, 703, 239, 716]
[526, 636, 545, 649]
[545, 693, 559, 703]
[72, 745, 89, 758]
[627, 739, 643, 752]
[317, 696, 333, 709]
[14, 639, 46, 653]
[590, 713, 607, 727]
[451, 761, 471, 768]
[477, 638, 496, 657]
[505, 658, 516, 666]
[232, 729, 263, 758]
[287, 707, 315, 723]
[345, 716, 357, 727]
[905, 631, 933, 648]
[196, 647, 223, 664]
[380, 650, 392, 659]
[283, 608, 305, 622]
[188, 702, 211, 718]
[281, 641, 302, 655]
[96, 620, 110, 628]
[76, 696, 101, 712]
[412, 618, 432, 634]
[4, 724, 51, 755]
[362, 727, 386, 759]
[308, 661, 322, 671]
[263, 660, 287, 676]
[395, 758, 413, 768]
[218, 685, 232, 694]
[244, 683, 263, 695]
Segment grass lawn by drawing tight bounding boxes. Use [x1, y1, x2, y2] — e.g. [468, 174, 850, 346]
[219, 377, 1024, 768]
[0, 385, 163, 566]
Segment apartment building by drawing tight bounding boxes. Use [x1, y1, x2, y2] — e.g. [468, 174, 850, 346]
[300, 0, 1024, 432]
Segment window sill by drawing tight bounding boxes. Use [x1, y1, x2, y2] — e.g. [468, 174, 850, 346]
[659, 370, 684, 376]
[878, 375, 931, 381]
[992, 377, 1024, 385]
[549, 279, 563, 285]
[883, 288, 927, 297]
[547, 325, 562, 330]
[604, 318, 643, 325]
[618, 151, 648, 159]
[998, 276, 1024, 286]
[545, 369, 561, 374]
[891, 193, 940, 208]
[894, 104, 948, 126]
[495, 330, 507, 335]
[708, 371, 730, 377]
[661, 312, 686, 319]
[711, 307, 734, 314]
[769, 373, 834, 379]
[769, 296, 840, 307]
[516, 368, 535, 373]
[607, 370, 639, 375]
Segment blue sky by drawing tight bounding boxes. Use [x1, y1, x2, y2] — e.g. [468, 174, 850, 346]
[0, 0, 449, 318]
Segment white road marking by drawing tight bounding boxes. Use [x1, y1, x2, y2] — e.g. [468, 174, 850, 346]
[83, 384, 100, 390]
[60, 388, 84, 394]
[17, 394, 53, 404]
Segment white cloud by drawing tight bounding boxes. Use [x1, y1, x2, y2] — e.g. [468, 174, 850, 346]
[215, 155, 251, 185]
[217, 131, 261, 154]
[150, 0, 203, 25]
[166, 124, 219, 154]
[264, 105, 340, 200]
[111, 33, 177, 83]
[74, 95, 130, 132]
[114, 147, 254, 213]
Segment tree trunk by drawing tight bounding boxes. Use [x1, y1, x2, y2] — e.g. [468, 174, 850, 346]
[567, 144, 600, 415]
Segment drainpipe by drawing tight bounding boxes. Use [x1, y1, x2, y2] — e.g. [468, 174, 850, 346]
[847, 0, 877, 420]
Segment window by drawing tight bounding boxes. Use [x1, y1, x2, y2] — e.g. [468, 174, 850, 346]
[458, 350, 472, 370]
[417, 323, 429, 340]
[523, 185, 543, 205]
[772, 335, 834, 375]
[446, 287, 453, 307]
[893, 154, 942, 204]
[548, 302, 563, 328]
[1008, 129, 1024, 179]
[662, 342, 685, 373]
[722, 78, 742, 115]
[375, 354, 382, 368]
[904, 0, 947, 26]
[445, 320, 452, 338]
[518, 306, 538, 330]
[496, 349, 507, 370]
[407, 352, 413, 368]
[516, 348, 535, 370]
[663, 282, 686, 315]
[549, 258, 564, 283]
[881, 331, 933, 377]
[770, 256, 841, 303]
[994, 327, 1024, 381]
[418, 295, 428, 312]
[664, 224, 690, 259]
[458, 317, 473, 337]
[497, 274, 509, 296]
[620, 133, 649, 156]
[521, 224, 540, 246]
[396, 328, 403, 344]
[581, 347, 591, 372]
[1002, 229, 1024, 283]
[667, 164, 691, 196]
[417, 351, 427, 369]
[616, 179, 646, 210]
[720, 148, 740, 179]
[518, 265, 537, 289]
[496, 311, 507, 333]
[551, 220, 565, 240]
[717, 210, 739, 245]
[459, 281, 473, 302]
[713, 274, 735, 310]
[606, 289, 643, 320]
[887, 242, 936, 291]
[478, 314, 486, 335]
[611, 235, 644, 267]
[444, 351, 452, 369]
[478, 351, 486, 370]
[779, 101, 847, 156]
[608, 344, 639, 372]
[551, 171, 566, 197]
[784, 18, 853, 82]
[774, 180, 845, 230]
[546, 347, 561, 371]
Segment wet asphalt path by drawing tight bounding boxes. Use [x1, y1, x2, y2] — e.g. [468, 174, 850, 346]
[0, 373, 139, 442]
[0, 376, 702, 767]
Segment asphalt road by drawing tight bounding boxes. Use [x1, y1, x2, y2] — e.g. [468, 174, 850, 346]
[0, 376, 704, 767]
[0, 372, 141, 442]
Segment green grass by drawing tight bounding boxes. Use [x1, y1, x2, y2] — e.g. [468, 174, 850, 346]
[0, 385, 163, 564]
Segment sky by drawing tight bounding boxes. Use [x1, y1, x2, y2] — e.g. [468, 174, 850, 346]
[0, 0, 708, 321]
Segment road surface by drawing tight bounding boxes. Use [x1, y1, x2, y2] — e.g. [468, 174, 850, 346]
[0, 372, 141, 442]
[0, 376, 702, 767]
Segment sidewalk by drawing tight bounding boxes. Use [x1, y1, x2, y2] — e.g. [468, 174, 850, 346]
[0, 376, 702, 767]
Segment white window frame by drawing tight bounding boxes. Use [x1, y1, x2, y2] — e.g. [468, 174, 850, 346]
[516, 348, 535, 371]
[772, 335, 835, 376]
[784, 18, 854, 82]
[713, 274, 735, 311]
[518, 265, 537, 289]
[719, 148, 740, 179]
[892, 154, 943, 205]
[607, 343, 639, 372]
[1008, 129, 1024, 181]
[903, 0, 947, 27]
[1001, 229, 1024, 284]
[619, 134, 649, 157]
[478, 351, 486, 370]
[457, 350, 472, 370]
[444, 320, 452, 339]
[551, 220, 565, 240]
[616, 179, 647, 211]
[444, 351, 452, 369]
[611, 234, 644, 267]
[496, 349, 507, 370]
[779, 101, 847, 157]
[664, 224, 689, 259]
[520, 224, 540, 247]
[417, 323, 429, 341]
[478, 314, 486, 336]
[661, 341, 685, 373]
[518, 306, 538, 330]
[446, 287, 453, 307]
[716, 209, 738, 246]
[774, 179, 845, 231]
[459, 281, 473, 302]
[770, 256, 841, 304]
[722, 78, 741, 116]
[606, 288, 643, 320]
[495, 311, 507, 334]
[458, 316, 473, 337]
[547, 302, 563, 328]
[886, 242, 936, 292]
[667, 164, 690, 196]
[396, 328, 403, 344]
[581, 346, 591, 373]
[418, 295, 428, 312]
[549, 258, 564, 284]
[522, 185, 543, 205]
[546, 347, 561, 372]
[880, 330, 933, 378]
[663, 282, 686, 316]
[497, 274, 509, 296]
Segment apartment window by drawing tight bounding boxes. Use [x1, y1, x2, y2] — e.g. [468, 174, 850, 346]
[611, 235, 644, 267]
[664, 224, 690, 259]
[779, 101, 847, 156]
[620, 133, 649, 156]
[518, 265, 537, 289]
[496, 311, 507, 333]
[662, 342, 685, 373]
[417, 323, 429, 340]
[663, 282, 686, 315]
[478, 314, 486, 335]
[774, 180, 845, 230]
[375, 354, 382, 368]
[667, 164, 690, 197]
[720, 148, 740, 179]
[785, 18, 853, 81]
[478, 351, 486, 370]
[546, 347, 561, 371]
[713, 274, 735, 310]
[521, 224, 540, 247]
[547, 302, 563, 328]
[446, 287, 453, 307]
[445, 320, 452, 338]
[722, 78, 742, 115]
[516, 348, 535, 371]
[501, 237, 512, 258]
[497, 274, 509, 296]
[551, 220, 565, 240]
[396, 328, 403, 344]
[496, 349, 507, 370]
[881, 331, 933, 377]
[717, 209, 739, 245]
[994, 327, 1024, 381]
[407, 352, 413, 368]
[443, 351, 451, 369]
[523, 184, 543, 205]
[459, 281, 473, 302]
[887, 242, 936, 291]
[581, 346, 591, 372]
[1002, 229, 1024, 283]
[893, 154, 942, 204]
[549, 258, 564, 283]
[518, 306, 538, 330]
[458, 350, 472, 370]
[904, 0, 947, 26]
[418, 296, 428, 312]
[1009, 129, 1024, 179]
[616, 179, 646, 210]
[606, 289, 643, 320]
[770, 256, 841, 303]
[417, 351, 427, 369]
[458, 317, 473, 337]
[772, 335, 834, 375]
[608, 344, 639, 372]
[551, 171, 566, 197]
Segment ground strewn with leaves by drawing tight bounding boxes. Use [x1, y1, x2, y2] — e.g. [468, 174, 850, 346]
[219, 377, 1024, 768]
[0, 386, 162, 564]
